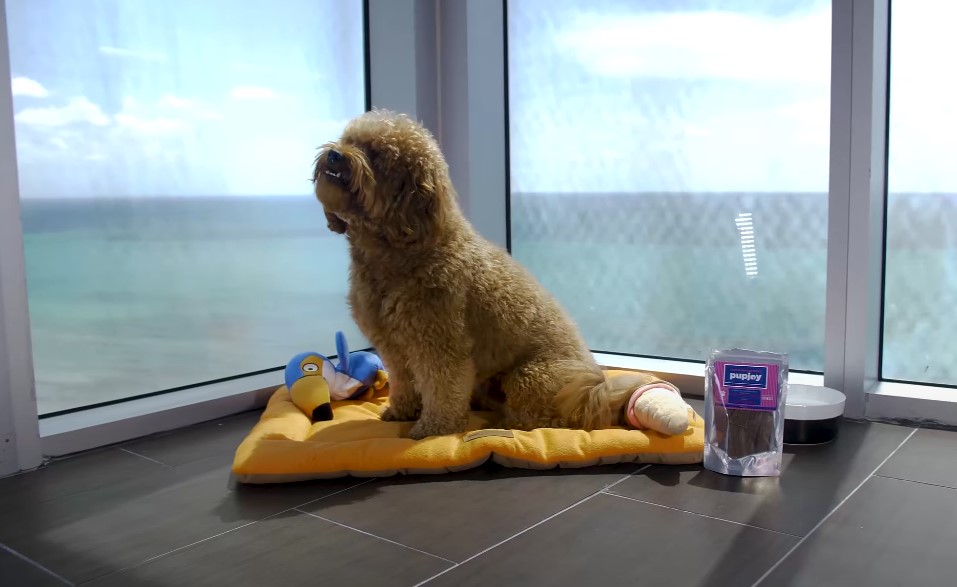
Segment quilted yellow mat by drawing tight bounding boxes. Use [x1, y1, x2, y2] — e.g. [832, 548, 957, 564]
[232, 372, 704, 484]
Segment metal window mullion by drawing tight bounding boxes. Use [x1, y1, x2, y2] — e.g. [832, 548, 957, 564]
[367, 0, 439, 133]
[0, 0, 43, 475]
[438, 0, 508, 249]
[825, 0, 889, 419]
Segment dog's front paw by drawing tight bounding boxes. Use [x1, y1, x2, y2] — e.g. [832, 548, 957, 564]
[408, 419, 465, 440]
[381, 405, 418, 422]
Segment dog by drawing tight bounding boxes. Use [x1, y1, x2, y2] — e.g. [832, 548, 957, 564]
[313, 110, 648, 440]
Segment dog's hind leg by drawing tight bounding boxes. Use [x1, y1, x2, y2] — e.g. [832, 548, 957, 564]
[470, 376, 505, 412]
[500, 358, 566, 431]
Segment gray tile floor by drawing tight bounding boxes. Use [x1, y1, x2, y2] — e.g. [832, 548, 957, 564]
[1, 399, 956, 587]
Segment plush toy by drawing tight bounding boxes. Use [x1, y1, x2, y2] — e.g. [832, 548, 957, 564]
[329, 331, 389, 400]
[285, 352, 334, 421]
[285, 331, 389, 421]
[625, 381, 694, 436]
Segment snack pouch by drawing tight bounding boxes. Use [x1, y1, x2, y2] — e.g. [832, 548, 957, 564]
[704, 348, 789, 477]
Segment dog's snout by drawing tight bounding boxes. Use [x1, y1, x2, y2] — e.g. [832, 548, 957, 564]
[327, 149, 343, 165]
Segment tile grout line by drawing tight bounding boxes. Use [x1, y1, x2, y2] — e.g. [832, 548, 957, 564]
[81, 478, 377, 584]
[749, 427, 919, 587]
[601, 491, 803, 539]
[141, 478, 376, 563]
[0, 541, 75, 586]
[80, 521, 261, 585]
[295, 508, 458, 565]
[287, 477, 378, 511]
[411, 465, 651, 587]
[117, 447, 174, 469]
[872, 473, 957, 492]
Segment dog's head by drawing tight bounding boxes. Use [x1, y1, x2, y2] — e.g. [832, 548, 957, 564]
[312, 110, 451, 248]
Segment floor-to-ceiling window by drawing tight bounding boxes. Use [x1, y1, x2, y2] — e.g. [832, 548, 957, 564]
[6, 0, 367, 414]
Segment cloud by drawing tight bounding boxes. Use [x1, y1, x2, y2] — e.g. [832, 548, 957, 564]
[98, 46, 168, 62]
[11, 77, 49, 98]
[12, 82, 358, 197]
[230, 61, 326, 81]
[557, 8, 830, 84]
[114, 113, 189, 135]
[157, 94, 222, 120]
[224, 119, 352, 195]
[49, 135, 69, 151]
[15, 93, 220, 138]
[681, 123, 711, 138]
[159, 94, 194, 109]
[508, 3, 837, 193]
[115, 94, 221, 133]
[775, 98, 829, 122]
[14, 94, 199, 178]
[230, 86, 279, 100]
[15, 97, 110, 127]
[883, 0, 957, 192]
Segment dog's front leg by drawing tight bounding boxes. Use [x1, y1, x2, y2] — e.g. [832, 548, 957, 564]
[379, 350, 421, 422]
[407, 348, 474, 440]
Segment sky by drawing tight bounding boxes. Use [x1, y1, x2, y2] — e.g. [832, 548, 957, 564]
[6, 0, 365, 198]
[6, 0, 955, 198]
[507, 0, 957, 194]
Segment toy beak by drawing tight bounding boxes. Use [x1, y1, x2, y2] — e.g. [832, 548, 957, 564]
[290, 376, 333, 422]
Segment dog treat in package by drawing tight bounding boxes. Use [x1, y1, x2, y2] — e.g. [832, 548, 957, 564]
[704, 349, 788, 477]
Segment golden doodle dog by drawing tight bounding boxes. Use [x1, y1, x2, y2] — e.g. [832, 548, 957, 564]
[313, 110, 649, 440]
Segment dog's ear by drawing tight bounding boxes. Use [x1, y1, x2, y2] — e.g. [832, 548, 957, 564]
[382, 159, 446, 248]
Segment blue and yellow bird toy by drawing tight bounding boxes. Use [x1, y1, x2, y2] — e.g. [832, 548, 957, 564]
[284, 331, 389, 421]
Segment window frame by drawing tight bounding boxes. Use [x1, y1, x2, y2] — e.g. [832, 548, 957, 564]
[498, 0, 957, 425]
[0, 0, 451, 462]
[0, 0, 41, 475]
[1, 0, 954, 475]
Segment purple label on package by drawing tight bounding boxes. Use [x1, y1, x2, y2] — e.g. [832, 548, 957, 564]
[714, 362, 779, 411]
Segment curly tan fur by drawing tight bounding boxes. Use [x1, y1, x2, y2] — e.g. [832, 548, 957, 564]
[313, 110, 650, 440]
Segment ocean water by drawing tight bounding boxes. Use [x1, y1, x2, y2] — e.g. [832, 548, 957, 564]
[21, 196, 366, 414]
[511, 192, 957, 386]
[512, 192, 830, 371]
[20, 192, 957, 413]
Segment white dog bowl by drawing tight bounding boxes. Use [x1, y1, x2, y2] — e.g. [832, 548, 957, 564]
[784, 384, 846, 445]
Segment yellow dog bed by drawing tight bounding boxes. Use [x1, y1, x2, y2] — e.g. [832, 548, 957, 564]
[232, 370, 704, 483]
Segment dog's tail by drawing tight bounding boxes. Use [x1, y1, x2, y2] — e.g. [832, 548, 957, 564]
[553, 361, 655, 430]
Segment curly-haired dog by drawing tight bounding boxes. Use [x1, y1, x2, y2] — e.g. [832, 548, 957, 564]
[313, 110, 649, 440]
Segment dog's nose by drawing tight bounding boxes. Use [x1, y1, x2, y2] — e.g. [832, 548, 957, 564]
[327, 149, 343, 165]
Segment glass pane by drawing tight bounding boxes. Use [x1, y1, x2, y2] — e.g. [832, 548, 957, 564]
[7, 0, 366, 414]
[884, 0, 957, 385]
[507, 0, 831, 370]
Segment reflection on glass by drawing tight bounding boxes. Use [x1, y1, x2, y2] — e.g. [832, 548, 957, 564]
[508, 0, 831, 369]
[883, 0, 957, 385]
[735, 213, 759, 279]
[6, 0, 366, 413]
